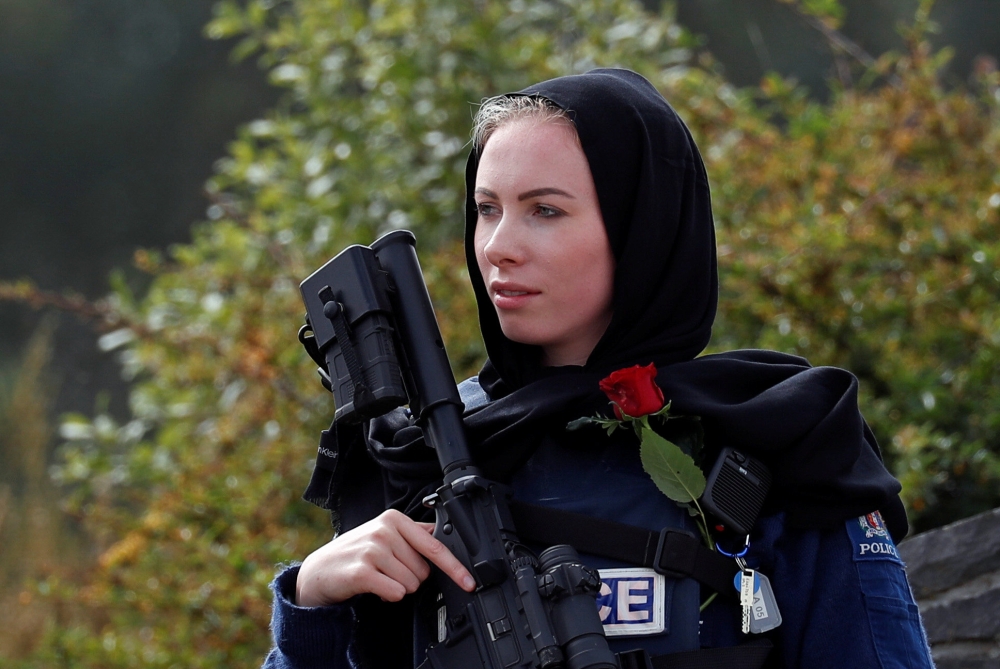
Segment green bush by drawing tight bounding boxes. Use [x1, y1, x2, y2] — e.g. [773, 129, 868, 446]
[13, 1, 711, 666]
[706, 17, 1000, 530]
[3, 0, 998, 665]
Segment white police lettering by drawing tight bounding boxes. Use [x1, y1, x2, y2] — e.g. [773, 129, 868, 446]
[846, 510, 903, 564]
[858, 542, 899, 558]
[617, 580, 651, 622]
[595, 568, 665, 636]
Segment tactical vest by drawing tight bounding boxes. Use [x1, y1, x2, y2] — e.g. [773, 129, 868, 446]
[410, 377, 771, 669]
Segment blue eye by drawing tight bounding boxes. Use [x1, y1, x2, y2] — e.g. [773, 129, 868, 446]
[536, 205, 563, 218]
[476, 202, 499, 218]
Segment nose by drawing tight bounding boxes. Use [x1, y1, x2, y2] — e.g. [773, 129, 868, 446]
[481, 214, 525, 268]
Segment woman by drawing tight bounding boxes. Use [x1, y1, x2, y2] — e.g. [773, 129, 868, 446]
[265, 69, 933, 669]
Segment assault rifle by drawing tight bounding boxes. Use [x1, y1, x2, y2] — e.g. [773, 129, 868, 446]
[298, 230, 619, 669]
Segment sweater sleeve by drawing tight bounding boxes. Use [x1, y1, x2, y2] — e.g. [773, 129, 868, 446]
[724, 512, 935, 669]
[261, 565, 360, 669]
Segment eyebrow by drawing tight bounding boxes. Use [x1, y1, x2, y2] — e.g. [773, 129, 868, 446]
[473, 187, 576, 201]
[518, 187, 575, 201]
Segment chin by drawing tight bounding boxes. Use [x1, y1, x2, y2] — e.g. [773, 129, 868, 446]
[496, 320, 548, 348]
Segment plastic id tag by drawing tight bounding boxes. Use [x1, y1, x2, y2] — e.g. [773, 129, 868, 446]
[732, 570, 782, 633]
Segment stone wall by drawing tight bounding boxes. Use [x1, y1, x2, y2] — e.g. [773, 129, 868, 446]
[898, 507, 1000, 669]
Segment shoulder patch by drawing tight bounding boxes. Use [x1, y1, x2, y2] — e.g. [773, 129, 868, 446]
[846, 511, 902, 564]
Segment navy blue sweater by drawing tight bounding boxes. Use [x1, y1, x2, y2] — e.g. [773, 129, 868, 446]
[264, 511, 934, 668]
[264, 380, 933, 668]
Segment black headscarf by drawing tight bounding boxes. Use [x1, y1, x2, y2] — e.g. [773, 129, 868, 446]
[316, 69, 907, 541]
[465, 69, 717, 388]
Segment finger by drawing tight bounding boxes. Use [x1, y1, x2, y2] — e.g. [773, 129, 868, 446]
[398, 519, 476, 592]
[349, 526, 425, 594]
[362, 569, 409, 603]
[370, 553, 425, 596]
[362, 534, 430, 594]
[356, 515, 433, 591]
[387, 536, 433, 584]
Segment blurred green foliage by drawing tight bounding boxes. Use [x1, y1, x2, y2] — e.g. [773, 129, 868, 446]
[0, 319, 77, 660]
[708, 3, 1000, 531]
[2, 0, 998, 665]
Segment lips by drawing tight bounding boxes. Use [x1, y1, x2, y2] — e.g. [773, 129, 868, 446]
[490, 281, 539, 309]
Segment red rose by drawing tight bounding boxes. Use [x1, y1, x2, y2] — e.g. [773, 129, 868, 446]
[599, 363, 665, 419]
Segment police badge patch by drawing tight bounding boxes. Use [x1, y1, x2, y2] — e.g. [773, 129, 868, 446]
[845, 510, 902, 564]
[595, 568, 666, 637]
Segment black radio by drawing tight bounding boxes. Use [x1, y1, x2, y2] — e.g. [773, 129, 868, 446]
[701, 446, 772, 538]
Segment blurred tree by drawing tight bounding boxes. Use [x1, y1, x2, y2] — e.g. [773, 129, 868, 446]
[6, 0, 708, 665]
[0, 318, 78, 658]
[1, 0, 998, 665]
[707, 2, 1000, 531]
[0, 0, 278, 424]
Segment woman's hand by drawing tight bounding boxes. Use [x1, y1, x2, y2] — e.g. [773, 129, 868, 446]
[295, 509, 477, 607]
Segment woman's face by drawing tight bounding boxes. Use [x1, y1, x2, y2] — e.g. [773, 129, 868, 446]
[473, 118, 615, 367]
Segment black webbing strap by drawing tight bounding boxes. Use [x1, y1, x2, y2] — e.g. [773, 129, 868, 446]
[643, 639, 773, 669]
[317, 286, 376, 414]
[508, 500, 737, 600]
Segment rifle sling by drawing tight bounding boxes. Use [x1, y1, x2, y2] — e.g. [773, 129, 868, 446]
[508, 500, 737, 601]
[625, 639, 774, 669]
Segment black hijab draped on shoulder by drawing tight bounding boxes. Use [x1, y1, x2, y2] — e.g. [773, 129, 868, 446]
[315, 69, 907, 541]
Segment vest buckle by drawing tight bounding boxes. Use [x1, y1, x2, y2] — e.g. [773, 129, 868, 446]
[652, 527, 700, 579]
[617, 647, 654, 669]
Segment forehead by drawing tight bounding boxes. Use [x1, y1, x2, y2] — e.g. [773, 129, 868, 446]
[475, 119, 591, 190]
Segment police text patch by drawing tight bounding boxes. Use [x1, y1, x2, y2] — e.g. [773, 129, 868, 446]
[846, 511, 902, 564]
[595, 568, 665, 637]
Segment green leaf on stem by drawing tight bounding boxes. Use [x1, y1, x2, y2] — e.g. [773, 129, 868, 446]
[639, 427, 707, 504]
